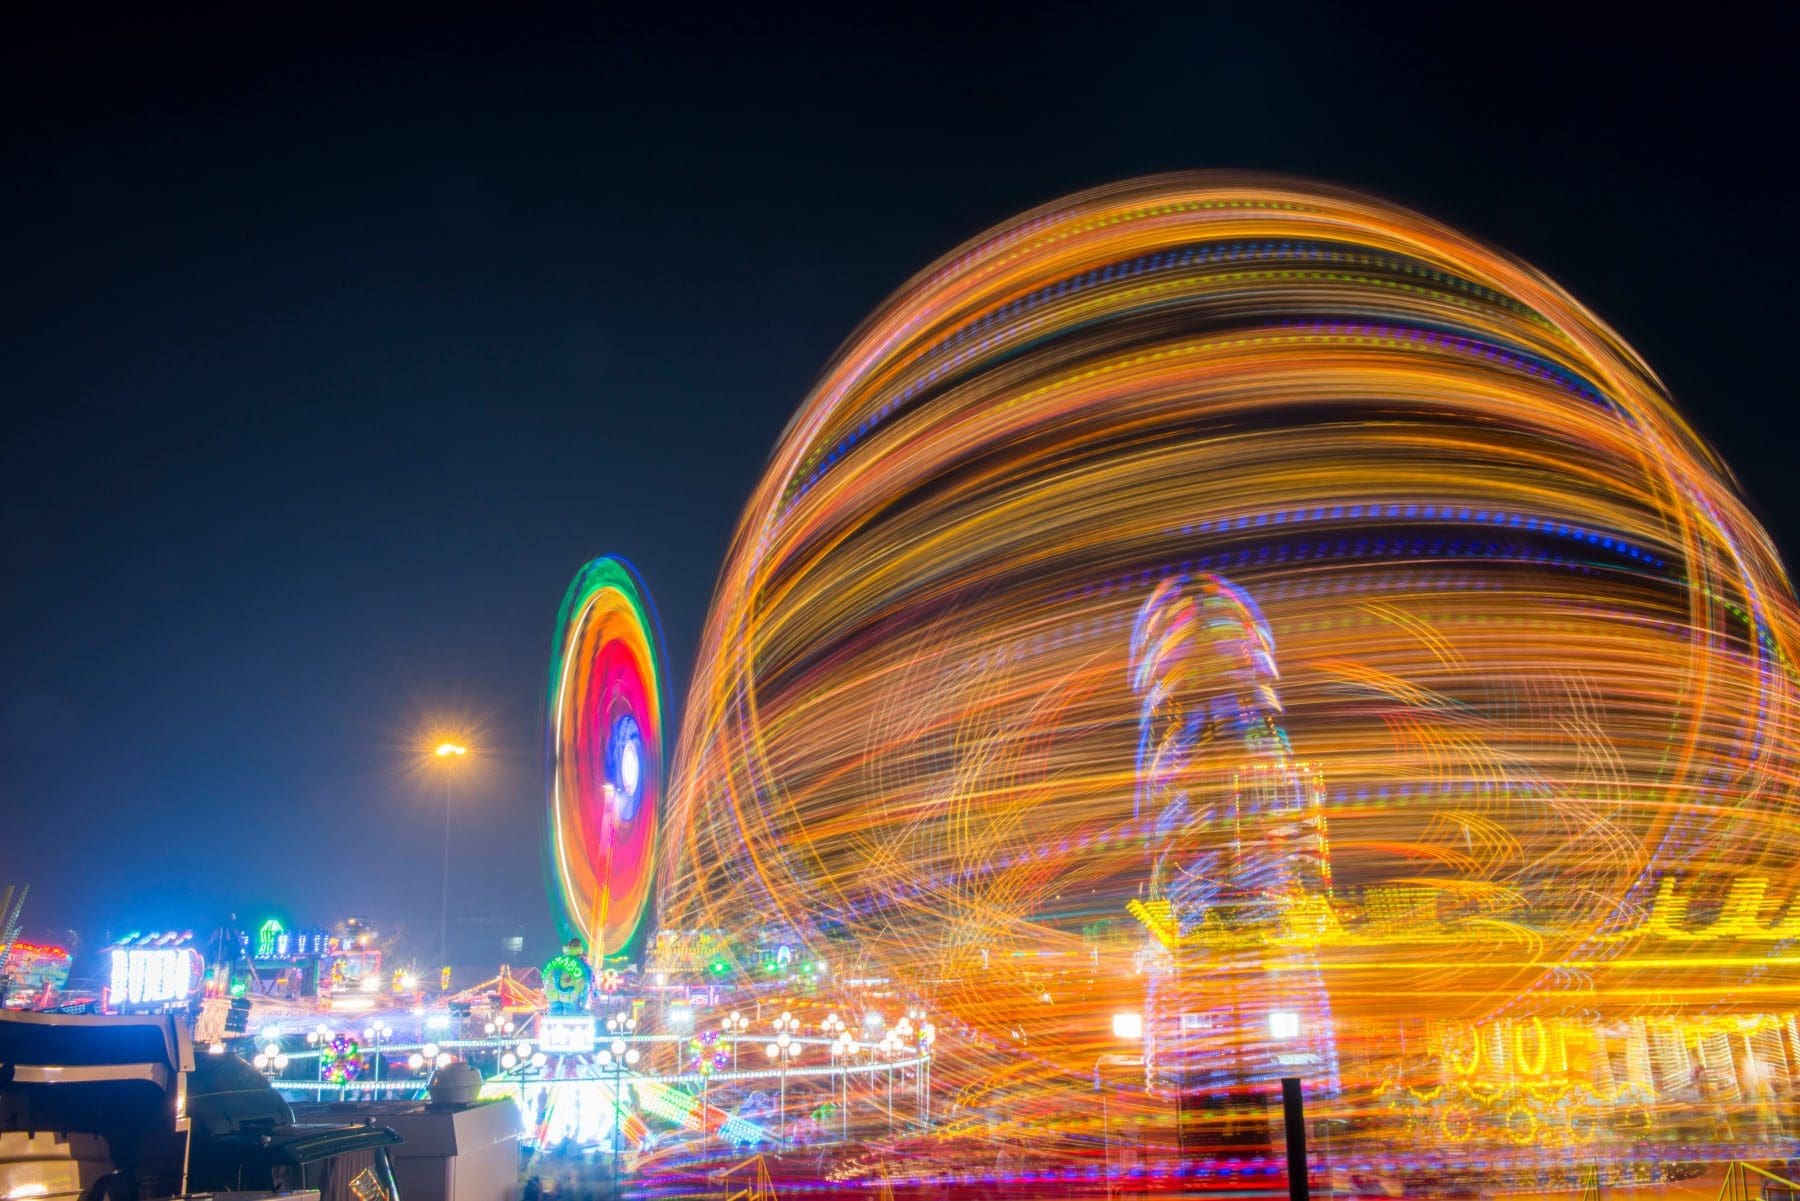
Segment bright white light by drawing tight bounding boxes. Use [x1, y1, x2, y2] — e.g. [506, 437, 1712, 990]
[516, 1040, 532, 1059]
[501, 1052, 518, 1069]
[597, 1050, 613, 1066]
[435, 1053, 452, 1068]
[422, 1043, 440, 1059]
[408, 1054, 425, 1070]
[359, 974, 380, 994]
[863, 1011, 883, 1030]
[620, 739, 641, 797]
[1269, 1011, 1301, 1040]
[625, 1048, 640, 1066]
[484, 1022, 497, 1035]
[540, 1015, 596, 1054]
[253, 1053, 269, 1070]
[765, 1043, 779, 1059]
[1111, 1013, 1143, 1040]
[610, 1039, 627, 1057]
[425, 1014, 450, 1030]
[274, 1054, 289, 1070]
[263, 1043, 280, 1059]
[669, 1004, 692, 1027]
[531, 1051, 547, 1067]
[109, 947, 198, 1005]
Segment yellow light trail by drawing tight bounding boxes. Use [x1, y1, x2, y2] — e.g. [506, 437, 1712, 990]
[654, 174, 1800, 1168]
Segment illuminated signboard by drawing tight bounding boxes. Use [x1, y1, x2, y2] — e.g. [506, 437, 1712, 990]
[109, 947, 201, 1006]
[538, 1014, 597, 1054]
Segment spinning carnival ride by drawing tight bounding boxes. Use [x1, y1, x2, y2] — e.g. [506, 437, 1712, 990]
[635, 174, 1800, 1178]
[547, 556, 666, 963]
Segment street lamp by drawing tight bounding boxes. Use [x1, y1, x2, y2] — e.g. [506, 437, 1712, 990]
[429, 737, 470, 987]
[1098, 1014, 1144, 1197]
[597, 1035, 641, 1199]
[876, 1031, 905, 1133]
[764, 1028, 801, 1143]
[252, 1040, 290, 1076]
[362, 1021, 394, 1089]
[500, 1039, 539, 1078]
[825, 1021, 857, 1142]
[722, 1010, 750, 1070]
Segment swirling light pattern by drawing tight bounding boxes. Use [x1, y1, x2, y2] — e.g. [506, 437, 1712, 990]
[659, 175, 1800, 1175]
[548, 556, 666, 961]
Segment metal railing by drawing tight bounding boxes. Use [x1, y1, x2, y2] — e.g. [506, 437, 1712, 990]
[711, 1153, 775, 1201]
[1719, 1161, 1800, 1201]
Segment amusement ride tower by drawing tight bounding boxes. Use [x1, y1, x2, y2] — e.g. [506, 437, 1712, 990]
[1130, 573, 1341, 1143]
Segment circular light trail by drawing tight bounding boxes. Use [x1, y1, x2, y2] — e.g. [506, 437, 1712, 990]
[548, 555, 666, 961]
[658, 174, 1800, 1167]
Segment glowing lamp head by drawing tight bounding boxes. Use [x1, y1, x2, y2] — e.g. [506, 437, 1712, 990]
[1112, 1013, 1144, 1040]
[435, 743, 467, 758]
[1269, 1011, 1301, 1040]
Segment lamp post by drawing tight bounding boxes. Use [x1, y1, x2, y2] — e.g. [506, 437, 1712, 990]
[361, 1021, 394, 1089]
[430, 740, 469, 986]
[252, 1039, 289, 1077]
[915, 1015, 936, 1126]
[1097, 1014, 1144, 1199]
[765, 1012, 802, 1143]
[877, 1030, 906, 1133]
[1268, 1010, 1307, 1201]
[409, 1042, 453, 1073]
[722, 1010, 750, 1070]
[483, 1016, 518, 1074]
[597, 1034, 640, 1201]
[820, 1013, 851, 1142]
[828, 1029, 858, 1141]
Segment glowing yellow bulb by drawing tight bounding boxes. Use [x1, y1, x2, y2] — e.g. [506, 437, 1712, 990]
[434, 742, 467, 758]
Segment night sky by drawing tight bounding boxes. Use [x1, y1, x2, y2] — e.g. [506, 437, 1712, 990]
[3, 9, 1793, 972]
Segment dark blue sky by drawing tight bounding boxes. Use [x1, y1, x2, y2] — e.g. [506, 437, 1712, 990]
[3, 7, 1794, 968]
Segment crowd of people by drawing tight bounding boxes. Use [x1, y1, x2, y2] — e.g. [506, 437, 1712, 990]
[519, 1151, 620, 1201]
